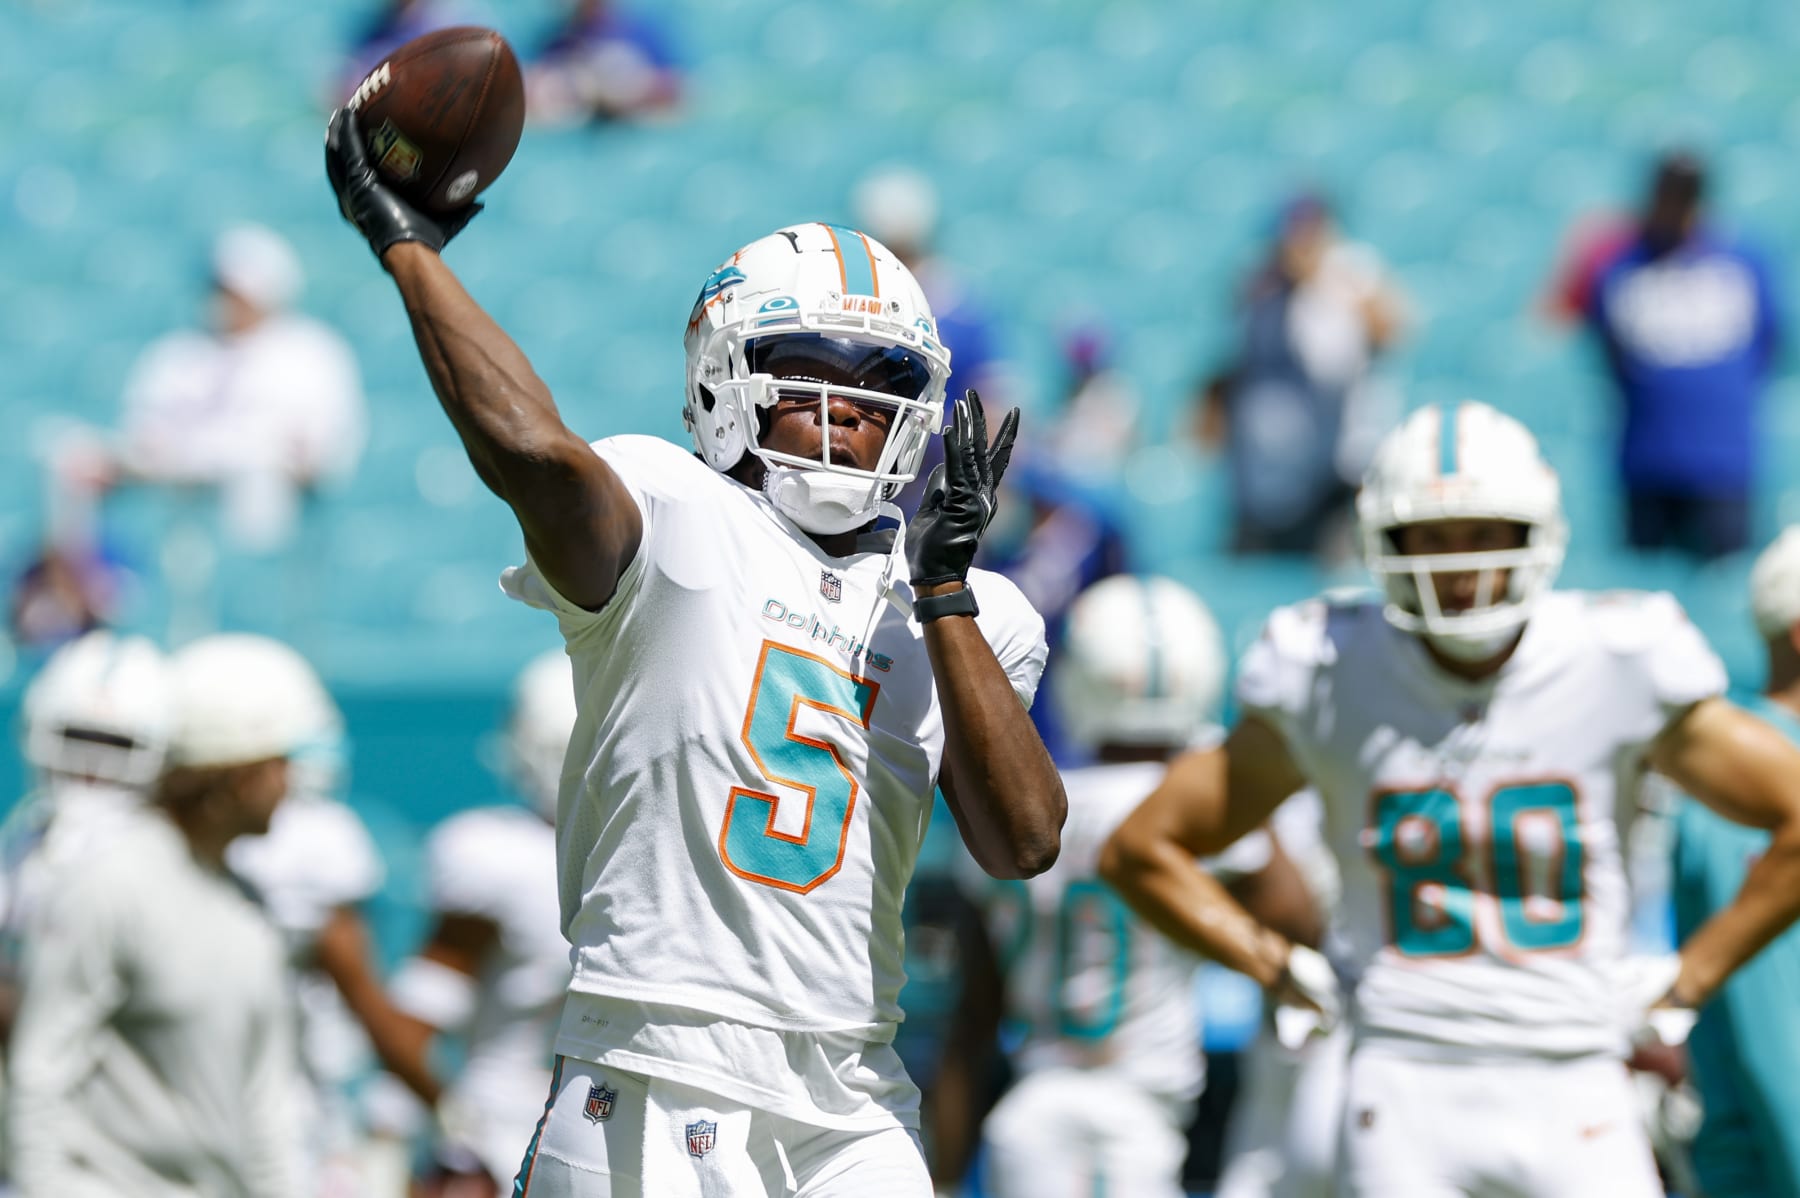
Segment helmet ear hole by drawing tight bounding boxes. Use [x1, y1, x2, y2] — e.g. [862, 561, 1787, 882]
[698, 384, 717, 414]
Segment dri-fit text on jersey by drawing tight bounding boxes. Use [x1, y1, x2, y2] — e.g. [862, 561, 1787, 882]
[762, 599, 894, 672]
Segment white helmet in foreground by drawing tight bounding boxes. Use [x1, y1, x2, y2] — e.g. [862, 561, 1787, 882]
[166, 634, 335, 770]
[1358, 401, 1567, 660]
[22, 631, 174, 790]
[507, 650, 577, 820]
[682, 222, 953, 535]
[1053, 575, 1227, 750]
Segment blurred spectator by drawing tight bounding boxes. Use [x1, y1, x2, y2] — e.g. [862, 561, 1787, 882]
[339, 0, 465, 104]
[1195, 192, 1406, 560]
[1581, 151, 1781, 560]
[976, 457, 1129, 764]
[7, 543, 123, 652]
[852, 166, 1007, 516]
[526, 0, 681, 125]
[59, 224, 366, 554]
[1043, 321, 1141, 485]
[1540, 209, 1636, 327]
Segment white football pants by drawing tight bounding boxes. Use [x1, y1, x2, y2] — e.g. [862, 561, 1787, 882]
[1337, 1045, 1663, 1198]
[513, 1056, 931, 1198]
[981, 1067, 1190, 1198]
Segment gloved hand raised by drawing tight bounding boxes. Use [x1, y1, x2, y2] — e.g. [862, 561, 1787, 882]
[324, 107, 480, 260]
[906, 390, 1020, 594]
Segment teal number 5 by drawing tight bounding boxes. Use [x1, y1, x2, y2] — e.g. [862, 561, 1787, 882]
[720, 642, 879, 894]
[1369, 781, 1584, 957]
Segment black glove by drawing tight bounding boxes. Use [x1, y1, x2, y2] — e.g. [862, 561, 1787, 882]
[324, 107, 480, 259]
[906, 389, 1020, 590]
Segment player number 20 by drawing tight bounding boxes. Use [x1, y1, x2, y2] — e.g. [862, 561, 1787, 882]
[719, 642, 879, 894]
[1368, 781, 1584, 957]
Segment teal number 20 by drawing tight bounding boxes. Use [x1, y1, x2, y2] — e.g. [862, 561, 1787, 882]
[719, 643, 878, 894]
[1369, 781, 1583, 957]
[984, 879, 1133, 1041]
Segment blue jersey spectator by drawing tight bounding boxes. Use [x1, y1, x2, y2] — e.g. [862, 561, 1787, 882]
[527, 0, 681, 124]
[1585, 152, 1782, 559]
[1670, 527, 1800, 1198]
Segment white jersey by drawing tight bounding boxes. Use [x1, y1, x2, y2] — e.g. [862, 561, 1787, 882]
[9, 807, 302, 1197]
[1237, 591, 1725, 1058]
[420, 806, 567, 1183]
[502, 436, 1046, 1119]
[979, 761, 1269, 1102]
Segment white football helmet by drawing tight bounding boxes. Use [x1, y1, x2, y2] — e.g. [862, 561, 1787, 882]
[22, 631, 174, 790]
[1053, 575, 1228, 750]
[166, 634, 339, 771]
[682, 222, 953, 535]
[1357, 401, 1568, 659]
[1750, 525, 1800, 640]
[506, 650, 577, 820]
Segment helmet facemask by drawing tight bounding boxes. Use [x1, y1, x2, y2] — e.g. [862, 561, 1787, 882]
[722, 335, 941, 535]
[1365, 521, 1565, 660]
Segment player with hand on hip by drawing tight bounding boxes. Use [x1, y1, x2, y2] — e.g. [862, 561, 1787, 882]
[933, 575, 1326, 1198]
[325, 106, 1065, 1198]
[1101, 401, 1800, 1198]
[375, 649, 578, 1197]
[1667, 525, 1800, 1198]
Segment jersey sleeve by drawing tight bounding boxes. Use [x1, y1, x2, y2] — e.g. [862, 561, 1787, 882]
[1593, 592, 1728, 733]
[1234, 601, 1332, 769]
[498, 435, 698, 648]
[966, 567, 1049, 709]
[424, 813, 516, 924]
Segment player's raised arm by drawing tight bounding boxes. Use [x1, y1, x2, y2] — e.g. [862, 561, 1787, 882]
[914, 394, 1066, 879]
[1648, 696, 1800, 1006]
[324, 109, 638, 611]
[1099, 716, 1307, 987]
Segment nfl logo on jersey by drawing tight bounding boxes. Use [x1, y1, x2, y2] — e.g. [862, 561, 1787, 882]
[686, 1119, 717, 1158]
[820, 570, 843, 602]
[583, 1083, 615, 1123]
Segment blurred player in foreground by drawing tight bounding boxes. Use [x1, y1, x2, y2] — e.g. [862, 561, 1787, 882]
[934, 575, 1326, 1198]
[1, 632, 174, 988]
[1103, 401, 1800, 1198]
[378, 649, 576, 1196]
[325, 105, 1064, 1196]
[1668, 526, 1800, 1197]
[9, 634, 317, 1197]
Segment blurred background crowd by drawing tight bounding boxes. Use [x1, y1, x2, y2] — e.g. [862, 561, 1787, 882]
[4, 0, 1800, 1194]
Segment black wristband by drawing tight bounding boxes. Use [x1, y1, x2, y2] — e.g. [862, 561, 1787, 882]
[912, 584, 979, 624]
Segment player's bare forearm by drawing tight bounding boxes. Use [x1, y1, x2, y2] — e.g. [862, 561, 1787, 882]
[926, 586, 1065, 879]
[1230, 833, 1326, 950]
[1100, 731, 1308, 985]
[384, 243, 567, 488]
[1652, 697, 1800, 1004]
[315, 908, 444, 1105]
[383, 243, 640, 609]
[1101, 821, 1291, 987]
[1676, 826, 1800, 1005]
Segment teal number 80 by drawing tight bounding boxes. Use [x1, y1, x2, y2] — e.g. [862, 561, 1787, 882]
[1369, 781, 1584, 957]
[720, 642, 878, 894]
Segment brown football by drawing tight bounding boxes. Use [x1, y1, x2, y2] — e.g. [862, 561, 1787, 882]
[346, 25, 525, 214]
